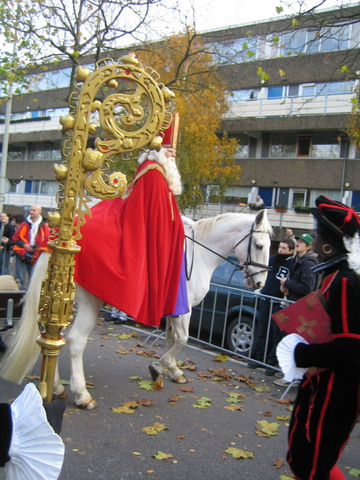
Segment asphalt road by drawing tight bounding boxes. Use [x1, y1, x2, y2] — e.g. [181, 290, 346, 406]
[1, 318, 359, 480]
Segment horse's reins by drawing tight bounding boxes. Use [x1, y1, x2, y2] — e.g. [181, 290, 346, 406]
[185, 223, 270, 282]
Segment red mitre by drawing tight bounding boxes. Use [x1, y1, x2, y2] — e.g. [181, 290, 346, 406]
[162, 113, 180, 149]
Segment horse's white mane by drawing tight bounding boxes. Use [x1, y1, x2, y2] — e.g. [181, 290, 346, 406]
[189, 211, 272, 238]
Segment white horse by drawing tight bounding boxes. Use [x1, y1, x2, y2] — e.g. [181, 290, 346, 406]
[0, 210, 272, 409]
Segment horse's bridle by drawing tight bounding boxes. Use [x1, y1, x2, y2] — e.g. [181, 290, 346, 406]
[185, 222, 270, 282]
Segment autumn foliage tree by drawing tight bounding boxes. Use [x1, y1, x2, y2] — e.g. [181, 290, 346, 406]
[133, 30, 241, 210]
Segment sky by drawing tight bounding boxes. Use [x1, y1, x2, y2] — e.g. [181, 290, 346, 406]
[159, 0, 352, 34]
[139, 0, 347, 42]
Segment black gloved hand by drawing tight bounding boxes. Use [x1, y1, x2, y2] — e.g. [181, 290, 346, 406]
[0, 403, 12, 467]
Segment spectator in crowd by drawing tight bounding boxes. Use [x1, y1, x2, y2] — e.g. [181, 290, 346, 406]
[285, 228, 295, 240]
[275, 232, 318, 386]
[279, 233, 318, 301]
[1, 213, 16, 275]
[248, 238, 295, 375]
[12, 206, 50, 289]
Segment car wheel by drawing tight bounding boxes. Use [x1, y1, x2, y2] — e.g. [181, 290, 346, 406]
[225, 316, 254, 355]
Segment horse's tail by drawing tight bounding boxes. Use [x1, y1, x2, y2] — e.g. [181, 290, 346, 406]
[0, 252, 51, 383]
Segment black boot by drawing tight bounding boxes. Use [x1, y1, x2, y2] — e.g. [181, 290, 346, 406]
[0, 335, 7, 353]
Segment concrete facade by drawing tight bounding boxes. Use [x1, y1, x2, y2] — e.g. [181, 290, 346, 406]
[0, 5, 359, 220]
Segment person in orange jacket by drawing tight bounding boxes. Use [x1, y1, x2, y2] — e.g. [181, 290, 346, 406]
[12, 205, 50, 289]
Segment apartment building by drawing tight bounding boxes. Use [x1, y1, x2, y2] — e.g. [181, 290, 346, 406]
[0, 5, 359, 221]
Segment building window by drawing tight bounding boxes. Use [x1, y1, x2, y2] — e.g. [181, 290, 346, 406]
[30, 143, 62, 161]
[291, 189, 307, 208]
[320, 24, 350, 52]
[311, 132, 340, 158]
[267, 86, 283, 98]
[7, 146, 25, 161]
[230, 89, 260, 101]
[296, 136, 312, 157]
[281, 30, 307, 56]
[23, 180, 58, 195]
[287, 85, 299, 97]
[270, 133, 297, 157]
[210, 37, 258, 64]
[234, 134, 251, 158]
[301, 84, 316, 97]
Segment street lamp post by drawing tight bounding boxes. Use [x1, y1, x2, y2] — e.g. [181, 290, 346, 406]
[0, 84, 13, 212]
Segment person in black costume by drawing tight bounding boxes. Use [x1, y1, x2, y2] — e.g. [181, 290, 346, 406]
[277, 195, 360, 480]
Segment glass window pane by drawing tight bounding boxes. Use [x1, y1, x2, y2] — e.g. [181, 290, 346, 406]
[321, 25, 350, 52]
[267, 86, 283, 98]
[281, 30, 307, 55]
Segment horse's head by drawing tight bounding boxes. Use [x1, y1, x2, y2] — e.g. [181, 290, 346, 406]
[234, 210, 272, 289]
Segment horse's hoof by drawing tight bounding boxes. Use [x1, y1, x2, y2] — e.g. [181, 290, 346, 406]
[149, 363, 160, 382]
[172, 374, 188, 384]
[77, 397, 97, 410]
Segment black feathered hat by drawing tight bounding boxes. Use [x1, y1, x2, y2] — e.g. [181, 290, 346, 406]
[310, 195, 360, 238]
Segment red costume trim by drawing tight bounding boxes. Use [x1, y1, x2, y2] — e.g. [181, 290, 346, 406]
[309, 372, 334, 479]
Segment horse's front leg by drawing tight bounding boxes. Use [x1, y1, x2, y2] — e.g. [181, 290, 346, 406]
[149, 312, 191, 384]
[67, 287, 103, 409]
[53, 360, 65, 397]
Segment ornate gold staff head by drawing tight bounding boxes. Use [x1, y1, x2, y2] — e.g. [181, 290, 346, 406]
[37, 54, 175, 401]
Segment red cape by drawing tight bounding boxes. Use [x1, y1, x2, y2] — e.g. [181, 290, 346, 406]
[74, 160, 184, 327]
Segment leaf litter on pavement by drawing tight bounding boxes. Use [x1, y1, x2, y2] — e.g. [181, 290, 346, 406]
[97, 326, 357, 478]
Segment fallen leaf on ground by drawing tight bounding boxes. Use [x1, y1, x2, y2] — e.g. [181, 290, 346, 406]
[152, 378, 164, 390]
[209, 367, 232, 380]
[276, 415, 290, 421]
[253, 386, 270, 393]
[255, 420, 280, 437]
[177, 359, 197, 371]
[273, 458, 284, 468]
[138, 380, 153, 391]
[192, 396, 212, 409]
[138, 399, 153, 407]
[112, 402, 138, 414]
[234, 374, 258, 388]
[225, 447, 254, 459]
[136, 350, 160, 358]
[263, 411, 272, 417]
[197, 372, 213, 378]
[168, 395, 185, 404]
[142, 422, 168, 435]
[213, 354, 229, 363]
[226, 392, 245, 404]
[224, 404, 243, 411]
[178, 386, 194, 392]
[349, 468, 360, 477]
[152, 451, 174, 461]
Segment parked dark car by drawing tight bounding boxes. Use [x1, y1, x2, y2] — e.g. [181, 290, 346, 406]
[190, 256, 259, 355]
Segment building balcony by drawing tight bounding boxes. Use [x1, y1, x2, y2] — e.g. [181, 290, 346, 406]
[0, 116, 62, 136]
[3, 192, 100, 214]
[226, 93, 353, 119]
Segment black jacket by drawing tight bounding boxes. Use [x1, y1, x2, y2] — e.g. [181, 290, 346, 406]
[1, 222, 16, 252]
[284, 251, 317, 301]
